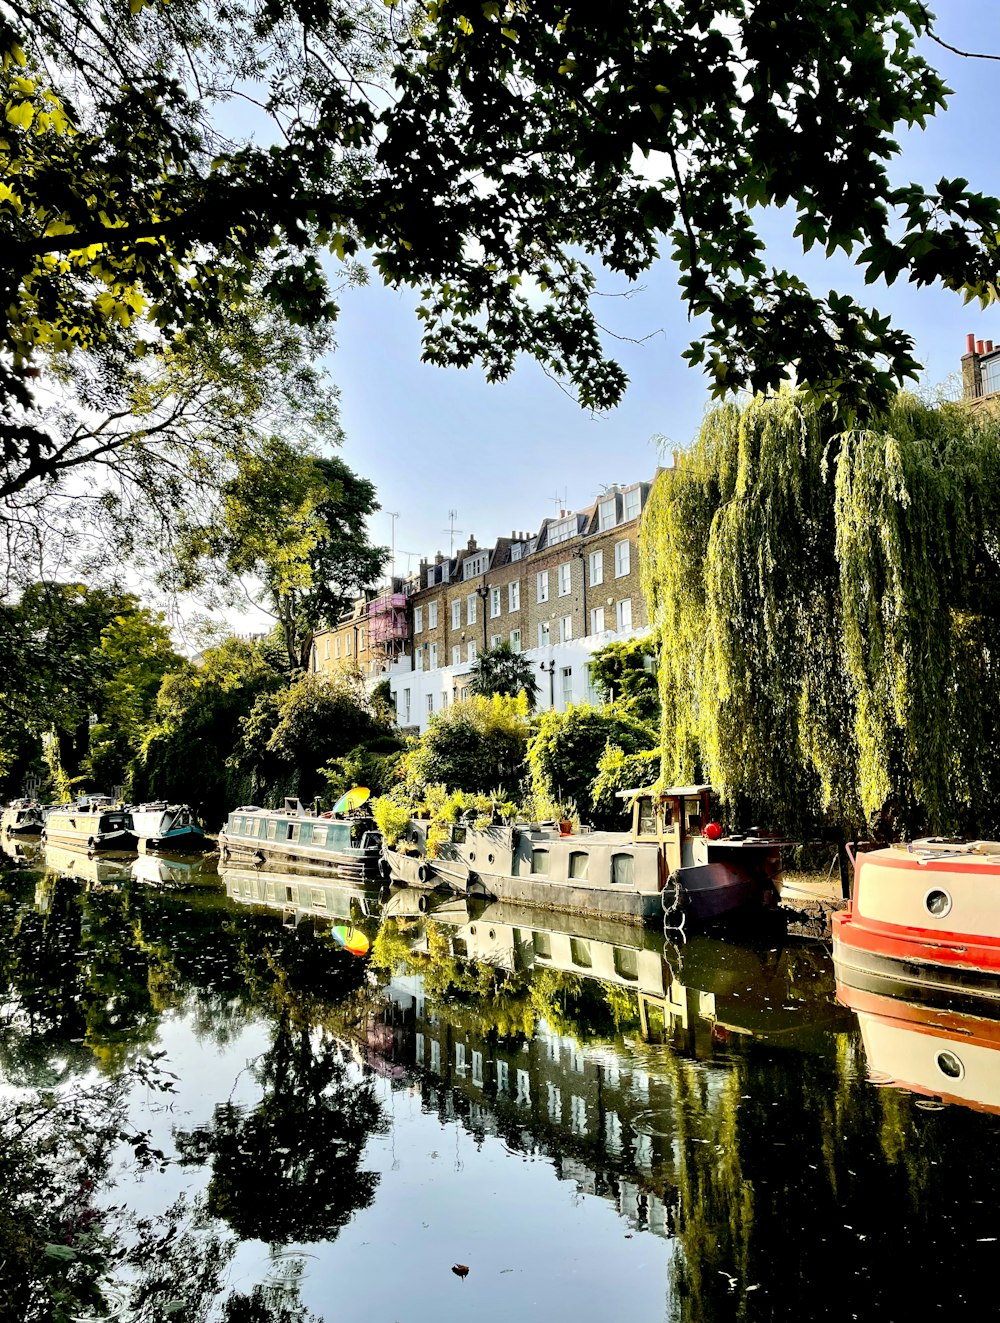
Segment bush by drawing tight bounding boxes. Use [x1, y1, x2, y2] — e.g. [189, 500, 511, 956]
[591, 745, 662, 823]
[404, 693, 531, 796]
[527, 703, 658, 828]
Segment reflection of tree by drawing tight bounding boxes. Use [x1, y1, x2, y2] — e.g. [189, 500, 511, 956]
[177, 1011, 386, 1245]
[666, 1038, 1000, 1322]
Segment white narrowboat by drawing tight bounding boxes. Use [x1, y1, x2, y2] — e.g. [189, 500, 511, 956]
[219, 799, 381, 879]
[2, 799, 44, 836]
[130, 802, 207, 852]
[42, 802, 136, 851]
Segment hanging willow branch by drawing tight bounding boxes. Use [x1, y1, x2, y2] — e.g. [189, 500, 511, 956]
[641, 392, 1000, 838]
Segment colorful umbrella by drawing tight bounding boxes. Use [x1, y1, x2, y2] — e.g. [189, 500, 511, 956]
[331, 786, 371, 815]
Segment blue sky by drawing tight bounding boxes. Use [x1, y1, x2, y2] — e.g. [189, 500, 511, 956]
[319, 2, 1000, 578]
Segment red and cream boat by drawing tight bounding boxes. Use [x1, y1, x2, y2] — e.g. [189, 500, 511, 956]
[832, 840, 1000, 1005]
[837, 982, 1000, 1116]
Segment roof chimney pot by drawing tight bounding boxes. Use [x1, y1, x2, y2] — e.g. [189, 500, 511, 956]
[978, 340, 986, 355]
[968, 332, 977, 354]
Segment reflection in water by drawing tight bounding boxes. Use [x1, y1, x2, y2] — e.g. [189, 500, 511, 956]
[1, 852, 1000, 1320]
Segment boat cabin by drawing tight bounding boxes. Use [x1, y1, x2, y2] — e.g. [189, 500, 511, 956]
[623, 784, 713, 873]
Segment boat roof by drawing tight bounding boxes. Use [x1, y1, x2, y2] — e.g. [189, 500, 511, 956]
[615, 783, 712, 799]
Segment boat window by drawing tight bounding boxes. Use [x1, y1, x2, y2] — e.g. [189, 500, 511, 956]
[311, 888, 326, 908]
[570, 938, 592, 968]
[531, 849, 550, 875]
[452, 826, 467, 844]
[286, 886, 294, 902]
[313, 825, 326, 845]
[286, 823, 300, 842]
[267, 819, 278, 840]
[685, 798, 702, 834]
[452, 938, 468, 957]
[660, 801, 673, 828]
[234, 817, 244, 834]
[611, 853, 635, 885]
[613, 947, 639, 981]
[569, 851, 589, 879]
[638, 799, 656, 836]
[532, 932, 552, 959]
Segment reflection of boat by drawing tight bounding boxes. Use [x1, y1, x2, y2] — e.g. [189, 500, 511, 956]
[43, 803, 135, 851]
[660, 934, 851, 1050]
[219, 799, 380, 876]
[130, 802, 207, 851]
[833, 840, 1000, 1003]
[131, 853, 213, 888]
[43, 843, 134, 887]
[2, 798, 44, 835]
[220, 865, 383, 925]
[839, 981, 1000, 1115]
[381, 785, 785, 927]
[1, 833, 41, 866]
[403, 894, 668, 995]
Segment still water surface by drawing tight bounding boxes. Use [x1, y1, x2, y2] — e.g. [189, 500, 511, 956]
[2, 843, 999, 1320]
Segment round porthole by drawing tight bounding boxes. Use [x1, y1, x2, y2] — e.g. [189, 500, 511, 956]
[469, 851, 475, 861]
[936, 1050, 964, 1081]
[925, 888, 953, 918]
[489, 929, 496, 940]
[487, 852, 495, 864]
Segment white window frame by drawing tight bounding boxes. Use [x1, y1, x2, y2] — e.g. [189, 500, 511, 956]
[508, 581, 520, 611]
[614, 539, 631, 578]
[428, 641, 439, 669]
[616, 598, 633, 632]
[415, 648, 423, 671]
[536, 570, 549, 604]
[452, 644, 462, 667]
[467, 641, 476, 662]
[624, 487, 641, 522]
[589, 550, 603, 587]
[538, 621, 550, 647]
[451, 599, 461, 629]
[599, 497, 617, 530]
[490, 633, 502, 649]
[426, 693, 434, 715]
[428, 600, 438, 628]
[558, 562, 571, 597]
[402, 689, 411, 723]
[467, 594, 477, 624]
[560, 666, 573, 706]
[559, 615, 572, 643]
[414, 605, 424, 634]
[590, 606, 605, 635]
[510, 629, 522, 653]
[490, 586, 501, 618]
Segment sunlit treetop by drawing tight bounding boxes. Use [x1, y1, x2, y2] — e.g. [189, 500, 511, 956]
[2, 0, 999, 452]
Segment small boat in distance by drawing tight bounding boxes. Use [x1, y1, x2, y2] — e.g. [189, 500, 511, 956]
[42, 800, 136, 852]
[1, 798, 44, 836]
[380, 784, 786, 927]
[130, 802, 208, 852]
[218, 797, 381, 879]
[833, 839, 1000, 1006]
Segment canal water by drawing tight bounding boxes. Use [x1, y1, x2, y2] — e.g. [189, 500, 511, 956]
[2, 844, 999, 1321]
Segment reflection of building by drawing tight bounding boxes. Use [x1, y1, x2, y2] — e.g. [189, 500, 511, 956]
[375, 975, 677, 1239]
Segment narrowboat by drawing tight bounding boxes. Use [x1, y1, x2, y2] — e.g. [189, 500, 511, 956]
[2, 798, 44, 836]
[380, 784, 785, 927]
[42, 802, 136, 851]
[130, 802, 208, 852]
[838, 981, 1000, 1116]
[218, 799, 381, 878]
[832, 840, 1000, 1004]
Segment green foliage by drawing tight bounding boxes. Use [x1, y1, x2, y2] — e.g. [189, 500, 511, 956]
[370, 796, 413, 848]
[0, 582, 181, 796]
[587, 634, 660, 720]
[324, 741, 405, 805]
[177, 442, 386, 671]
[591, 746, 662, 822]
[527, 703, 658, 828]
[404, 693, 532, 796]
[5, 0, 999, 546]
[641, 392, 1000, 838]
[468, 640, 540, 705]
[134, 636, 285, 824]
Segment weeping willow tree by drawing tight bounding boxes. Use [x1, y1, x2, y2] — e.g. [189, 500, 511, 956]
[641, 392, 1000, 839]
